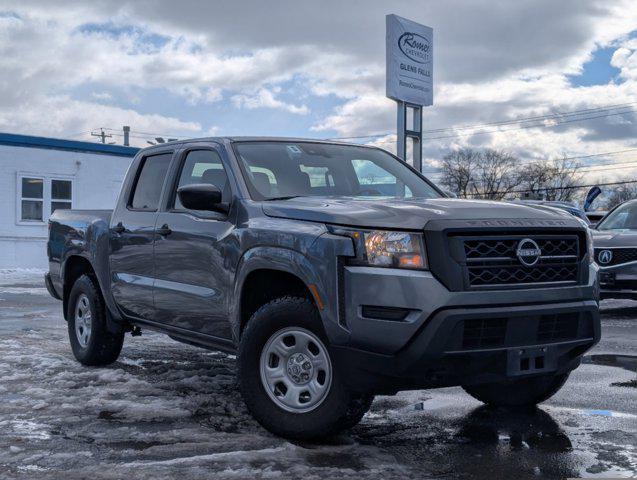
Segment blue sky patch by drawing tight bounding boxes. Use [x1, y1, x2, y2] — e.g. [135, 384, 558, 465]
[568, 46, 621, 87]
[77, 22, 170, 52]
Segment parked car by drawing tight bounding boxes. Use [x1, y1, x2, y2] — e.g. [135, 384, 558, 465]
[586, 210, 608, 227]
[515, 200, 590, 225]
[592, 199, 637, 299]
[46, 137, 600, 439]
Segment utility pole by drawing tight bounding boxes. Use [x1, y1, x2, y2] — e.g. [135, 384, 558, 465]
[91, 128, 113, 144]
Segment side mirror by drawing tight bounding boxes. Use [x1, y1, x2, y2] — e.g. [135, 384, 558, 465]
[177, 183, 226, 212]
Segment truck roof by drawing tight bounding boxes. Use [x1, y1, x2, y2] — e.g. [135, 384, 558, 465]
[138, 136, 374, 152]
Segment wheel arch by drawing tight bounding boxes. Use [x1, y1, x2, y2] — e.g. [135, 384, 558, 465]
[61, 255, 97, 321]
[232, 247, 331, 343]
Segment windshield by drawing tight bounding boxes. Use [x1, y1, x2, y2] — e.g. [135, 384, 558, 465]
[597, 202, 637, 230]
[233, 141, 442, 200]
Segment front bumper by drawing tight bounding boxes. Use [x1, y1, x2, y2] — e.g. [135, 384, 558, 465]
[331, 264, 600, 394]
[598, 262, 637, 299]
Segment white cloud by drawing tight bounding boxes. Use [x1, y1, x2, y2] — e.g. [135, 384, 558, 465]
[91, 92, 113, 101]
[0, 0, 636, 180]
[231, 88, 309, 115]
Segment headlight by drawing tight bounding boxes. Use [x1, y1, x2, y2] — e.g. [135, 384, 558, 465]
[329, 227, 427, 269]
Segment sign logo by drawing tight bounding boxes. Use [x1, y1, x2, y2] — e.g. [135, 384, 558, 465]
[516, 238, 542, 267]
[398, 32, 431, 64]
[598, 250, 613, 265]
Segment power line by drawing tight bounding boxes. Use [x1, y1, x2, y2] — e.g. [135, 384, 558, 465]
[424, 102, 637, 134]
[326, 101, 637, 141]
[100, 127, 185, 139]
[370, 107, 636, 145]
[419, 148, 637, 174]
[465, 178, 637, 197]
[422, 108, 636, 140]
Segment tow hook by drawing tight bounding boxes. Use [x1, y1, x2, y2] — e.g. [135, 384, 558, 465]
[130, 326, 142, 337]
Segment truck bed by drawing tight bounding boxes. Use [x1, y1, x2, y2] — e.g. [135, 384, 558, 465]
[47, 209, 114, 298]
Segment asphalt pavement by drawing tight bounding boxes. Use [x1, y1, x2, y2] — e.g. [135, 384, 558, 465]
[0, 269, 635, 479]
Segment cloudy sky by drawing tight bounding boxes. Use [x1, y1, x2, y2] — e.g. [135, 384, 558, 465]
[1, 0, 637, 182]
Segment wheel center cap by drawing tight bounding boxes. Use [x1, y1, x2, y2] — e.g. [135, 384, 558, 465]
[286, 353, 313, 384]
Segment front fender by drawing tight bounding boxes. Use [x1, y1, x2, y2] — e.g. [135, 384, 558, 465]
[231, 244, 350, 345]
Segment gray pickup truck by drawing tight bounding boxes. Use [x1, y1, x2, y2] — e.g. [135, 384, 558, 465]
[46, 137, 600, 439]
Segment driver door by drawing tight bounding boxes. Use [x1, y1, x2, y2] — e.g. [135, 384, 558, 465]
[152, 147, 235, 339]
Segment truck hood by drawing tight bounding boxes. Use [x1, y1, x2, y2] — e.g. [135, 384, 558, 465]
[592, 229, 637, 248]
[262, 196, 576, 230]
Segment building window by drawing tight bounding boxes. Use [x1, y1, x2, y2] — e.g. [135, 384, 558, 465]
[17, 175, 74, 223]
[51, 179, 72, 214]
[21, 177, 44, 221]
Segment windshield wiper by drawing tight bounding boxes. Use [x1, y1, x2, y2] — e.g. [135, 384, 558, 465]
[263, 195, 302, 201]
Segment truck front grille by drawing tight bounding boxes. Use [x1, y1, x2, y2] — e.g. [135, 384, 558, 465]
[457, 312, 589, 351]
[459, 235, 581, 289]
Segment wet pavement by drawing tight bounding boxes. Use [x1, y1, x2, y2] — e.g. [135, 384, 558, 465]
[0, 269, 635, 479]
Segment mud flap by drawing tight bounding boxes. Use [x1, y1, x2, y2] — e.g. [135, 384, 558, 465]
[507, 346, 557, 377]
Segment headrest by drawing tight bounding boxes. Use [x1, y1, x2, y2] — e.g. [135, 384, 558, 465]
[252, 172, 272, 196]
[201, 168, 227, 187]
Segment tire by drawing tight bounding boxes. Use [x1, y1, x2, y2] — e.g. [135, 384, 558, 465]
[67, 274, 124, 366]
[341, 394, 375, 430]
[462, 373, 569, 407]
[238, 296, 369, 440]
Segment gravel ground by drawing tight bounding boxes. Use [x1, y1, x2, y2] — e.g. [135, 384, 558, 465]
[0, 269, 635, 479]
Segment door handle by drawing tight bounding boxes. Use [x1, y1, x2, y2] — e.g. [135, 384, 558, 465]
[112, 222, 125, 234]
[156, 224, 172, 236]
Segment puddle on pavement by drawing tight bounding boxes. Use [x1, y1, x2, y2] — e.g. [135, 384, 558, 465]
[583, 354, 637, 373]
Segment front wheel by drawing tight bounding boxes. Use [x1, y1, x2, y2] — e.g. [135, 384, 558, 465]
[238, 296, 372, 440]
[462, 373, 570, 407]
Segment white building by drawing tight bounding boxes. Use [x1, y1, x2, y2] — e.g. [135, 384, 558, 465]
[0, 132, 138, 269]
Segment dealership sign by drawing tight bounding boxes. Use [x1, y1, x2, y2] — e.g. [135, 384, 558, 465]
[386, 14, 433, 106]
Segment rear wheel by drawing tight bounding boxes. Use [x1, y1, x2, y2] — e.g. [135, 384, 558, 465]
[462, 373, 569, 407]
[238, 296, 372, 439]
[67, 274, 124, 366]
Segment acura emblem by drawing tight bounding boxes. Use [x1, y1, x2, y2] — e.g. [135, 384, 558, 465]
[516, 238, 541, 267]
[598, 250, 613, 265]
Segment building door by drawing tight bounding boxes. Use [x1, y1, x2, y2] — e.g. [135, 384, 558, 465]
[109, 152, 173, 319]
[153, 148, 235, 339]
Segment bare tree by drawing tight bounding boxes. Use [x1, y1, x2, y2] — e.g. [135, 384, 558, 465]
[439, 148, 480, 198]
[605, 184, 637, 209]
[517, 157, 583, 202]
[439, 148, 521, 200]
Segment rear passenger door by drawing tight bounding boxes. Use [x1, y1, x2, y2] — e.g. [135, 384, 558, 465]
[109, 152, 173, 319]
[152, 147, 235, 339]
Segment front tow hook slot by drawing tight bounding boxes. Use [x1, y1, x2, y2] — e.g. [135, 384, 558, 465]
[507, 346, 557, 377]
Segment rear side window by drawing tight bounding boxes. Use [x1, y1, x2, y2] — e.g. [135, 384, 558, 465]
[130, 153, 173, 210]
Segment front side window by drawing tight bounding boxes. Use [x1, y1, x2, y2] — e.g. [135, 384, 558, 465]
[131, 153, 173, 210]
[233, 142, 440, 200]
[21, 177, 43, 221]
[174, 150, 230, 210]
[597, 202, 637, 230]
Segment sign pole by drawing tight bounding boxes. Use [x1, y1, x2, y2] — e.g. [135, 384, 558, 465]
[397, 101, 406, 160]
[386, 14, 432, 173]
[396, 101, 423, 172]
